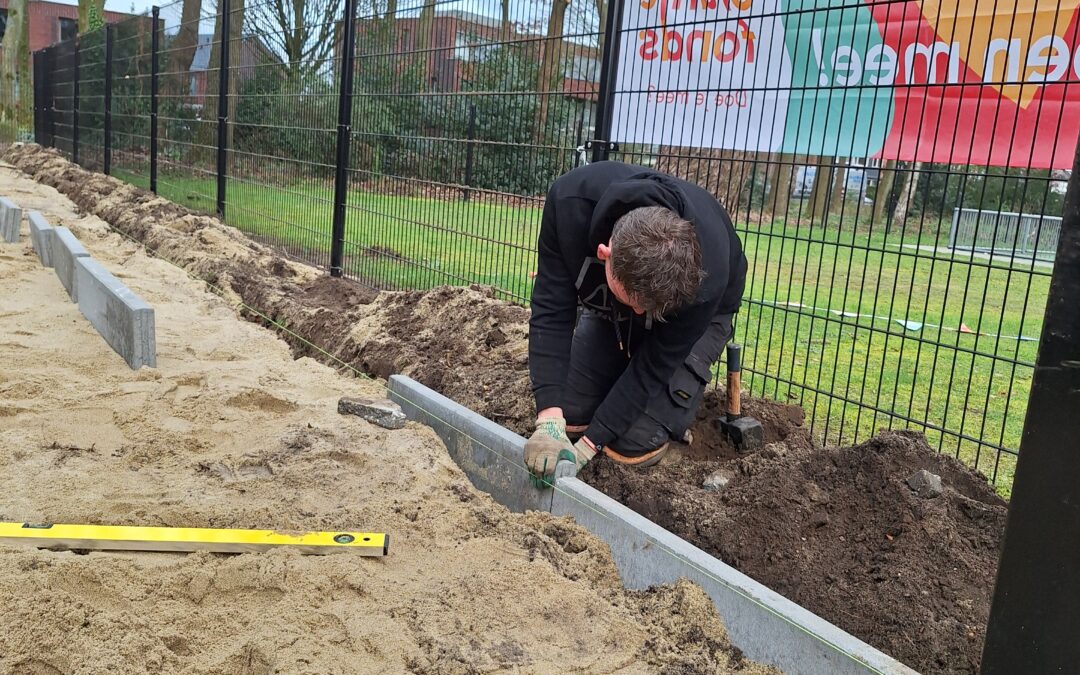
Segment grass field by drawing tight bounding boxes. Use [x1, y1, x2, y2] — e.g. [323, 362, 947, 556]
[117, 167, 1051, 495]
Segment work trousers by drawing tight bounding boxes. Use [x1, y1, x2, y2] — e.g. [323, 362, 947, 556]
[563, 309, 734, 456]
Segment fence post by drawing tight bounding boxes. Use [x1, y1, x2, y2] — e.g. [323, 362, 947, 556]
[463, 103, 476, 202]
[150, 6, 160, 194]
[47, 47, 57, 147]
[104, 25, 114, 175]
[980, 135, 1080, 673]
[329, 0, 359, 277]
[588, 0, 624, 163]
[216, 0, 232, 218]
[32, 51, 43, 145]
[72, 37, 80, 164]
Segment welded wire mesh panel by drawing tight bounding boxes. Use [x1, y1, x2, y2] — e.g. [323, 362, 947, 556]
[156, 0, 221, 213]
[111, 14, 156, 188]
[77, 27, 109, 173]
[220, 0, 342, 268]
[339, 0, 602, 299]
[48, 42, 78, 158]
[606, 0, 1078, 490]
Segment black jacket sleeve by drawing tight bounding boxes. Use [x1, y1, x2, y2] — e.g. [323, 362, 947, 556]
[528, 194, 579, 414]
[584, 300, 717, 446]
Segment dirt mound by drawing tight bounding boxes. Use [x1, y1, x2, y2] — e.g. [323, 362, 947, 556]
[582, 431, 1006, 674]
[4, 144, 1005, 673]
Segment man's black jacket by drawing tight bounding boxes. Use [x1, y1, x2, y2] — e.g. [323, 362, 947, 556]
[529, 160, 747, 447]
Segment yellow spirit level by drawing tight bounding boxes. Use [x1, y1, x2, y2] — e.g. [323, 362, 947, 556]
[0, 522, 388, 556]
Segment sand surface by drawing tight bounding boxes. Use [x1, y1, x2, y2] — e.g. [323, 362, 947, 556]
[0, 162, 771, 674]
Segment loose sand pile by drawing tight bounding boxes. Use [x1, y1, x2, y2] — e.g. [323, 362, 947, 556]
[0, 158, 771, 673]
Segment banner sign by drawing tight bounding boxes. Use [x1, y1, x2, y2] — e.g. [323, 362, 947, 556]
[610, 0, 1080, 169]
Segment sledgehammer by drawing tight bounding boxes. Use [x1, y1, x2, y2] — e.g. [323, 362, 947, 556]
[717, 344, 764, 452]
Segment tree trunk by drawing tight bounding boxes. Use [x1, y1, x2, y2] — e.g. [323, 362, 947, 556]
[1, 0, 27, 120]
[805, 156, 832, 219]
[500, 0, 511, 39]
[226, 0, 244, 165]
[416, 0, 436, 83]
[78, 0, 107, 33]
[872, 159, 897, 223]
[829, 157, 847, 213]
[387, 0, 398, 20]
[654, 148, 753, 214]
[892, 161, 922, 228]
[165, 0, 202, 99]
[763, 153, 793, 215]
[533, 0, 569, 142]
[595, 0, 606, 41]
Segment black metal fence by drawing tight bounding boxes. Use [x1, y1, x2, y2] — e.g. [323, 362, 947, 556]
[31, 0, 1080, 493]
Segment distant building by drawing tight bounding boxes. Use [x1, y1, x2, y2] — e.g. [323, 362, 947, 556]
[0, 0, 134, 53]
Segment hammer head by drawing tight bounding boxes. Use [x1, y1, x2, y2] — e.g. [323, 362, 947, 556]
[718, 415, 764, 452]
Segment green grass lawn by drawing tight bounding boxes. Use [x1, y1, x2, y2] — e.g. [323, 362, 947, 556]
[115, 166, 1049, 495]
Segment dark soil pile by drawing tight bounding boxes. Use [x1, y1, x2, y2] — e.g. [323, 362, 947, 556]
[582, 429, 1006, 674]
[5, 144, 1006, 674]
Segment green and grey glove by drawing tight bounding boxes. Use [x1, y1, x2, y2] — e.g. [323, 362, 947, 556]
[524, 417, 596, 487]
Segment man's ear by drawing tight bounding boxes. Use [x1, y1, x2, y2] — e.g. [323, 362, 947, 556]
[597, 242, 612, 261]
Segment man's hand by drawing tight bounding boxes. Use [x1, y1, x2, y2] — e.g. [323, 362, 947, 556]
[524, 417, 596, 487]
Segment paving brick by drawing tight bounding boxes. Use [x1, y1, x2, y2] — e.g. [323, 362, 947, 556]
[75, 257, 156, 369]
[27, 211, 55, 267]
[51, 227, 91, 301]
[0, 197, 21, 243]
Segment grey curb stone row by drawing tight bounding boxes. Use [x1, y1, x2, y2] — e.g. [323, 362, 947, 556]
[388, 374, 918, 675]
[0, 197, 21, 242]
[52, 227, 91, 301]
[75, 257, 156, 370]
[27, 211, 55, 267]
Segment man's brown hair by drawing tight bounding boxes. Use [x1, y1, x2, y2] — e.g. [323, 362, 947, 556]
[610, 206, 706, 317]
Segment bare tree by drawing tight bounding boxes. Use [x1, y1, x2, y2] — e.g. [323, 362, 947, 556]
[804, 156, 833, 220]
[1, 0, 28, 119]
[78, 0, 106, 33]
[763, 153, 794, 216]
[165, 0, 203, 99]
[872, 159, 897, 223]
[534, 0, 569, 141]
[246, 0, 337, 76]
[892, 162, 922, 228]
[829, 157, 847, 213]
[655, 148, 754, 214]
[501, 0, 512, 40]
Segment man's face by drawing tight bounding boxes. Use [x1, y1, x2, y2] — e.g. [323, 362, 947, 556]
[597, 242, 645, 315]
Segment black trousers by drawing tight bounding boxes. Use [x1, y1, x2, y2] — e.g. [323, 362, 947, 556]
[563, 309, 734, 455]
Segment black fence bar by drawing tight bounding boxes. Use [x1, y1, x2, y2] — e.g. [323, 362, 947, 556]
[463, 103, 476, 202]
[329, 0, 359, 277]
[589, 0, 624, 163]
[72, 36, 80, 165]
[981, 134, 1080, 673]
[215, 0, 231, 218]
[46, 47, 56, 147]
[32, 51, 44, 145]
[103, 26, 113, 176]
[150, 7, 159, 194]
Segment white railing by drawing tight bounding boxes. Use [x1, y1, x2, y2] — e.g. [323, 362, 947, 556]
[949, 207, 1061, 262]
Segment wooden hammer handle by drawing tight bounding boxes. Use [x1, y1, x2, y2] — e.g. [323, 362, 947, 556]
[726, 344, 741, 417]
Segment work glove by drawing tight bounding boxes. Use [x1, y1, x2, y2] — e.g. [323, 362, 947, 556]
[524, 417, 596, 487]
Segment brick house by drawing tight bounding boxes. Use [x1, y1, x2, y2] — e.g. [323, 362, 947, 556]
[0, 0, 133, 53]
